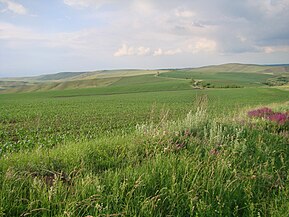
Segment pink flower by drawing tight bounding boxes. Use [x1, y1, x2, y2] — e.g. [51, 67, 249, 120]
[267, 112, 288, 125]
[248, 107, 289, 126]
[247, 107, 273, 118]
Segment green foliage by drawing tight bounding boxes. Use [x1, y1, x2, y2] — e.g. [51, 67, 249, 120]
[263, 75, 289, 86]
[1, 105, 289, 216]
[160, 70, 275, 88]
[1, 69, 289, 216]
[3, 63, 289, 93]
[1, 86, 289, 156]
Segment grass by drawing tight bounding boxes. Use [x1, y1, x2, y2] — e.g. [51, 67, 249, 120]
[1, 103, 289, 216]
[188, 63, 289, 74]
[159, 70, 275, 87]
[1, 86, 289, 156]
[2, 63, 289, 93]
[1, 65, 289, 216]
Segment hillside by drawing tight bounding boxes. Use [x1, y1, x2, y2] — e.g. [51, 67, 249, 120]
[1, 69, 289, 216]
[190, 63, 289, 74]
[1, 63, 289, 93]
[2, 69, 162, 82]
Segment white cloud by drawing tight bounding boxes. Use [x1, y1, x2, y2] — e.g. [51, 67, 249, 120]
[136, 46, 151, 56]
[113, 44, 134, 57]
[264, 45, 289, 53]
[1, 0, 289, 76]
[237, 34, 247, 43]
[63, 0, 109, 8]
[113, 44, 151, 57]
[114, 44, 181, 57]
[62, 0, 289, 57]
[195, 38, 217, 52]
[175, 8, 195, 18]
[0, 22, 109, 51]
[131, 1, 155, 15]
[252, 0, 289, 15]
[0, 0, 27, 15]
[189, 38, 217, 53]
[0, 22, 36, 40]
[191, 20, 206, 28]
[153, 48, 163, 56]
[164, 48, 182, 55]
[153, 48, 182, 56]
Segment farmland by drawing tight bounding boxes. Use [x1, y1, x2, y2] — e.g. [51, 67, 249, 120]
[1, 63, 289, 216]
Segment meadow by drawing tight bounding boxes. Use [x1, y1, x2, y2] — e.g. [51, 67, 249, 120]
[1, 64, 289, 216]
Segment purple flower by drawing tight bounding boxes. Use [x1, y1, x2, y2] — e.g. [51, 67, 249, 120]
[247, 107, 273, 118]
[248, 107, 289, 126]
[267, 112, 288, 125]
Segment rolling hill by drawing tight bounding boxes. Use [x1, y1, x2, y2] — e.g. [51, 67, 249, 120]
[1, 63, 289, 216]
[0, 63, 289, 93]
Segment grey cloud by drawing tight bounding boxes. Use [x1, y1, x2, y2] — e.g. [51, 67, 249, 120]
[137, 0, 289, 53]
[191, 21, 205, 28]
[1, 0, 289, 76]
[6, 0, 289, 55]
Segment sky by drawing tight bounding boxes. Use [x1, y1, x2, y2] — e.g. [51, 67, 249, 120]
[0, 0, 289, 77]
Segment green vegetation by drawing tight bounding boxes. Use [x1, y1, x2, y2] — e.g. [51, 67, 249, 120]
[157, 63, 289, 88]
[159, 70, 275, 87]
[1, 63, 289, 93]
[0, 69, 164, 93]
[263, 75, 289, 86]
[1, 63, 289, 216]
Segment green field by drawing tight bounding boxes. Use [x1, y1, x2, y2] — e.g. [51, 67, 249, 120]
[1, 63, 289, 93]
[1, 64, 289, 216]
[159, 71, 273, 87]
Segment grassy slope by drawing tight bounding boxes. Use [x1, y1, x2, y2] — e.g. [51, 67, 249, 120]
[2, 77, 122, 93]
[77, 69, 164, 80]
[1, 85, 289, 154]
[158, 63, 289, 87]
[1, 64, 289, 216]
[1, 125, 289, 216]
[34, 69, 163, 81]
[160, 64, 289, 88]
[0, 74, 190, 94]
[37, 71, 87, 81]
[1, 90, 289, 216]
[0, 71, 166, 93]
[191, 63, 289, 73]
[1, 63, 289, 93]
[160, 71, 274, 87]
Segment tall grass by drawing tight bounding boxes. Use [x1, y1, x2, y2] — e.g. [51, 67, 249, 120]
[1, 102, 289, 216]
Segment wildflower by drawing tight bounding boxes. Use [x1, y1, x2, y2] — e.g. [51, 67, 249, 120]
[267, 112, 288, 125]
[247, 107, 289, 126]
[247, 107, 273, 118]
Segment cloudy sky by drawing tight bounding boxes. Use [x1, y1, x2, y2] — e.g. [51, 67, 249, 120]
[0, 0, 289, 77]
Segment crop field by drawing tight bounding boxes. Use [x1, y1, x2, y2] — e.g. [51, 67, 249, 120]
[1, 64, 289, 216]
[159, 70, 274, 87]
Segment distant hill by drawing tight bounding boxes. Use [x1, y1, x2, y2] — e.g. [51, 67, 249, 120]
[189, 63, 289, 74]
[1, 69, 160, 82]
[265, 64, 289, 67]
[36, 71, 87, 81]
[1, 63, 288, 93]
